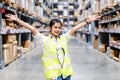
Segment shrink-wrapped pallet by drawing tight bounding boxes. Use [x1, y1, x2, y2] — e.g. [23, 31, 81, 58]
[63, 10, 68, 17]
[69, 5, 74, 10]
[58, 5, 63, 10]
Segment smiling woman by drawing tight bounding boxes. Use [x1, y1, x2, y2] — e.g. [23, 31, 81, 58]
[49, 19, 62, 38]
[5, 12, 100, 80]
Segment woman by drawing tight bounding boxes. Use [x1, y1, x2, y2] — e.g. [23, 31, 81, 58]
[5, 13, 100, 80]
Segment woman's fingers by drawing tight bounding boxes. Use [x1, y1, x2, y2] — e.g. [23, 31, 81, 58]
[5, 14, 12, 18]
[96, 16, 101, 20]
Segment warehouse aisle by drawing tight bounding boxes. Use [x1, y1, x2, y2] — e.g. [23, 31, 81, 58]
[0, 38, 120, 80]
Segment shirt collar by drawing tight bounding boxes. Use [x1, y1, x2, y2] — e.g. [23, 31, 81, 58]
[49, 34, 60, 39]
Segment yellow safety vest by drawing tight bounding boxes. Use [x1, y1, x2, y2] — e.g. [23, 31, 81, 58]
[42, 34, 73, 80]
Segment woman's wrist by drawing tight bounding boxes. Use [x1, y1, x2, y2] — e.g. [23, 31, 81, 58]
[85, 18, 91, 24]
[16, 18, 19, 22]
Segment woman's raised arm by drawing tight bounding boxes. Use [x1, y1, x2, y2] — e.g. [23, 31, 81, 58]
[5, 12, 38, 36]
[69, 15, 101, 36]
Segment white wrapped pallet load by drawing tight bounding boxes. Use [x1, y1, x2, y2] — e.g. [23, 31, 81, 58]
[69, 5, 74, 10]
[53, 12, 58, 17]
[63, 10, 68, 17]
[58, 5, 63, 10]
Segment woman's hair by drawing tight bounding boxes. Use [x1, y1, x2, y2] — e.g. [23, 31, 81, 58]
[49, 19, 62, 28]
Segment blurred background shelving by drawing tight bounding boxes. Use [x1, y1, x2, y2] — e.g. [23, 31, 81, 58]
[0, 0, 120, 69]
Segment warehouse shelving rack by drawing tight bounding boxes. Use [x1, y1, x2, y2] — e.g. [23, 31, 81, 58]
[75, 0, 95, 46]
[51, 0, 79, 30]
[0, 0, 51, 69]
[98, 5, 120, 61]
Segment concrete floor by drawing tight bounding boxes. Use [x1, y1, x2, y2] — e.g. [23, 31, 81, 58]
[0, 38, 120, 80]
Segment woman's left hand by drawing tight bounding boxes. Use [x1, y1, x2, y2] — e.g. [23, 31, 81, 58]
[87, 15, 101, 23]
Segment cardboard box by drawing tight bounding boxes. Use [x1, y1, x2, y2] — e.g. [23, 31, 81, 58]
[2, 44, 10, 65]
[9, 43, 14, 62]
[12, 41, 18, 59]
[22, 40, 31, 50]
[3, 34, 17, 43]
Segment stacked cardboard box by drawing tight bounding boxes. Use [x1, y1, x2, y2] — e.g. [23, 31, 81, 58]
[15, 0, 34, 14]
[21, 40, 31, 54]
[98, 44, 107, 53]
[93, 36, 98, 49]
[74, 11, 79, 17]
[2, 34, 20, 65]
[111, 49, 120, 61]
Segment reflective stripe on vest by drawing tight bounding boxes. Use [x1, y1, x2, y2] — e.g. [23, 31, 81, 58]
[42, 34, 73, 79]
[45, 64, 72, 72]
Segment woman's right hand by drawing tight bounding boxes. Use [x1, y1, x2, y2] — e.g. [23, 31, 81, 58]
[5, 12, 18, 21]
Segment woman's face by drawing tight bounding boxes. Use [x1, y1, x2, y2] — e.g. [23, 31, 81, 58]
[50, 22, 62, 37]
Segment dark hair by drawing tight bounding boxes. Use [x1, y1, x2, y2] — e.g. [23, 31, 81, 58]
[49, 19, 62, 28]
